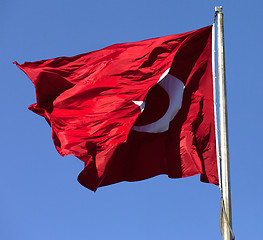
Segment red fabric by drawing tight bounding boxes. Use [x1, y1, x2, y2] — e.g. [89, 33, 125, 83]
[16, 25, 219, 191]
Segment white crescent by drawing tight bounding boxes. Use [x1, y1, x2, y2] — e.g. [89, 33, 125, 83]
[132, 69, 185, 133]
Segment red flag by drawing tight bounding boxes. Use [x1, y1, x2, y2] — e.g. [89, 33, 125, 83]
[16, 25, 219, 191]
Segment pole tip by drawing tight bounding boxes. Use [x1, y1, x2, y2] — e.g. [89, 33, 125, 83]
[215, 6, 223, 13]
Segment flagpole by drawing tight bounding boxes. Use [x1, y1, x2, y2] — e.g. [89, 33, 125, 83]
[215, 6, 234, 240]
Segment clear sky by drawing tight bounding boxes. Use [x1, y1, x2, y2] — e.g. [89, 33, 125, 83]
[1, 1, 262, 239]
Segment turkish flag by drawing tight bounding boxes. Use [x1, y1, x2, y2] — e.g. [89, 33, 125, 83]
[16, 25, 219, 191]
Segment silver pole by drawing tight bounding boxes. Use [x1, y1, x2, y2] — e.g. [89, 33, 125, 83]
[215, 6, 234, 240]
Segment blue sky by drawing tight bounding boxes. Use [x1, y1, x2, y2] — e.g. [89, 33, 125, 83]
[1, 1, 262, 239]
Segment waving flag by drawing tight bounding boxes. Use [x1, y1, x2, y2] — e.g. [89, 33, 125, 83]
[16, 25, 219, 191]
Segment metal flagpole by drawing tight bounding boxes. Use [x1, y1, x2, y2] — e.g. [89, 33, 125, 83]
[215, 6, 234, 240]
